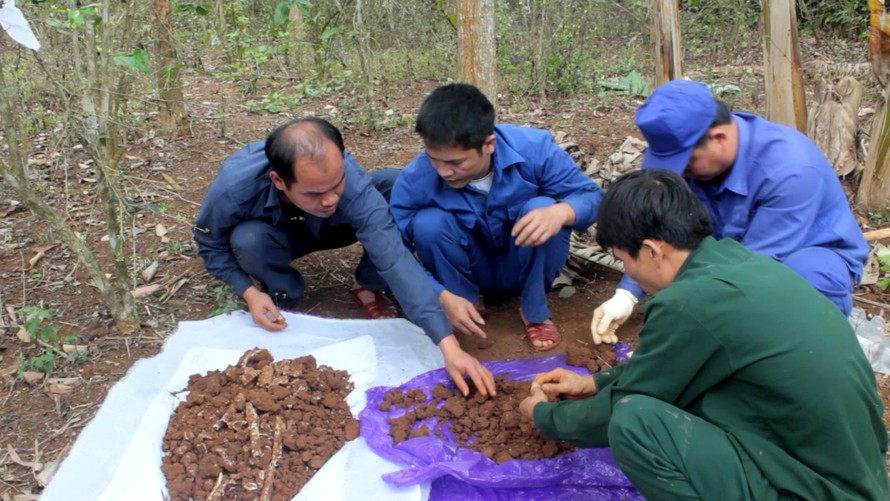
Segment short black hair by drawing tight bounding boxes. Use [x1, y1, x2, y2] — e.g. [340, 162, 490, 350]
[415, 83, 495, 151]
[695, 99, 732, 148]
[265, 117, 345, 186]
[596, 169, 713, 258]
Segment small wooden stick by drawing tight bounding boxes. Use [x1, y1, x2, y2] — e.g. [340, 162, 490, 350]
[258, 417, 285, 501]
[206, 472, 230, 501]
[245, 402, 261, 457]
[854, 295, 890, 311]
[863, 227, 890, 242]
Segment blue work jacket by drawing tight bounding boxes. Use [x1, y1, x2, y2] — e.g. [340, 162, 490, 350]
[194, 141, 453, 344]
[391, 124, 604, 295]
[619, 113, 869, 298]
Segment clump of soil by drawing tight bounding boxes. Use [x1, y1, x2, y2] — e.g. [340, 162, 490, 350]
[162, 348, 359, 501]
[381, 377, 575, 464]
[565, 343, 618, 373]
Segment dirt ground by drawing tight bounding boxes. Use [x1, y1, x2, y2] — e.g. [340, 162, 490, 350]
[2, 34, 890, 498]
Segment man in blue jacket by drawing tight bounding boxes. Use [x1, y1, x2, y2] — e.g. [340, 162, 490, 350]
[194, 117, 495, 397]
[391, 83, 604, 351]
[591, 79, 869, 344]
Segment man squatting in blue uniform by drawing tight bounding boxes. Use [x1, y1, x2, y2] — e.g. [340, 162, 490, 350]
[194, 117, 496, 397]
[391, 83, 604, 351]
[591, 79, 869, 344]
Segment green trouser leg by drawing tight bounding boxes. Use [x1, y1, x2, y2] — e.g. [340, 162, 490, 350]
[608, 395, 784, 501]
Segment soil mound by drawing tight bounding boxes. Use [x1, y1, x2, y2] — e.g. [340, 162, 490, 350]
[162, 348, 358, 501]
[382, 376, 575, 464]
[565, 343, 618, 373]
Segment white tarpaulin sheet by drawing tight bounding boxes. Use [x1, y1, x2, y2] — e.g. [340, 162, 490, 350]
[41, 311, 443, 501]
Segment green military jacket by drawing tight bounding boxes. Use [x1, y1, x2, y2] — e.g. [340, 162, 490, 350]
[534, 237, 888, 500]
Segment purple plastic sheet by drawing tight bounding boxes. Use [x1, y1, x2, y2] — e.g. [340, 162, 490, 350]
[614, 342, 633, 363]
[359, 350, 643, 500]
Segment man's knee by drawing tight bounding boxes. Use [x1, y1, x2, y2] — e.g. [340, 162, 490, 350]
[518, 196, 557, 218]
[782, 248, 853, 314]
[231, 220, 275, 253]
[412, 208, 460, 249]
[371, 168, 400, 202]
[608, 394, 662, 455]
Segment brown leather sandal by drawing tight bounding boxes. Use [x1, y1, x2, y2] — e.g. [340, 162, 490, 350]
[524, 320, 562, 352]
[349, 287, 399, 319]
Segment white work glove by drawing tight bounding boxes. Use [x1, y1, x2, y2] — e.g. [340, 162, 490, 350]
[590, 289, 638, 345]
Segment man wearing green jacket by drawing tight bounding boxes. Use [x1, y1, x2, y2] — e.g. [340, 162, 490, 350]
[520, 169, 889, 500]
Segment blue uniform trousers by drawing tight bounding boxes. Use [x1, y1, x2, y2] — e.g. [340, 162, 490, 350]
[782, 247, 854, 315]
[411, 196, 570, 323]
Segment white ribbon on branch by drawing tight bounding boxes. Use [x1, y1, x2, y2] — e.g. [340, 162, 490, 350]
[0, 0, 41, 51]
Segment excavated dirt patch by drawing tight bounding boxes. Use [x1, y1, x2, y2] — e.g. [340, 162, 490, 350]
[382, 377, 576, 464]
[161, 348, 359, 501]
[564, 343, 619, 373]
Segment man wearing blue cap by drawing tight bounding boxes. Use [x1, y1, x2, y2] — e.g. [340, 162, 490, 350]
[590, 79, 869, 344]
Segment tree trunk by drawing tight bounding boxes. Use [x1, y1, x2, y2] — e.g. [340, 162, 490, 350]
[215, 0, 227, 42]
[151, 0, 190, 137]
[90, 1, 140, 330]
[458, 0, 497, 106]
[353, 0, 374, 83]
[869, 0, 890, 86]
[808, 77, 862, 177]
[859, 84, 890, 211]
[760, 0, 807, 131]
[288, 1, 306, 67]
[353, 0, 380, 131]
[72, 0, 99, 137]
[529, 0, 546, 99]
[0, 60, 138, 335]
[28, 1, 143, 333]
[860, 0, 890, 211]
[651, 0, 684, 88]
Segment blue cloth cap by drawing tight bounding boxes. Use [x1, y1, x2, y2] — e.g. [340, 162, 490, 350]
[635, 80, 717, 173]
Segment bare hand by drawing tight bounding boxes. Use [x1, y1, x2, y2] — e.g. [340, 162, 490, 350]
[511, 203, 574, 247]
[243, 286, 287, 331]
[440, 290, 487, 338]
[519, 383, 549, 424]
[533, 368, 597, 400]
[439, 335, 497, 397]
